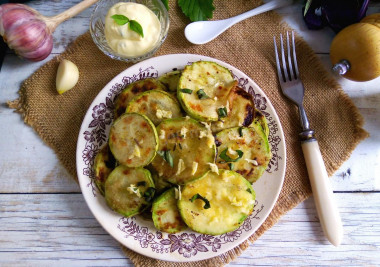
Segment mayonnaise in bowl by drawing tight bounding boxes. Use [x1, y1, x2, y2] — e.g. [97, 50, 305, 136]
[104, 2, 161, 57]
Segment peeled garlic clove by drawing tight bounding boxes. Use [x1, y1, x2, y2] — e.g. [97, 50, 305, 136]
[56, 59, 79, 94]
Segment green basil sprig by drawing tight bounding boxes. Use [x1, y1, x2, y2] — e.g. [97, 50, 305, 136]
[196, 89, 209, 99]
[157, 150, 174, 167]
[190, 193, 211, 209]
[111, 14, 144, 37]
[219, 148, 244, 163]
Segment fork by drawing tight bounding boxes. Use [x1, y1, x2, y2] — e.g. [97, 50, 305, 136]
[274, 31, 343, 246]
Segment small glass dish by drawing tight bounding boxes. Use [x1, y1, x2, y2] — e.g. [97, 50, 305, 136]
[90, 0, 169, 63]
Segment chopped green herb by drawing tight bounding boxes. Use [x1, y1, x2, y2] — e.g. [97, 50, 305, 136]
[173, 143, 177, 151]
[180, 88, 193, 94]
[144, 187, 156, 202]
[246, 188, 252, 194]
[228, 163, 234, 170]
[178, 143, 183, 150]
[165, 151, 174, 167]
[196, 89, 209, 99]
[111, 14, 144, 37]
[217, 107, 227, 118]
[136, 181, 146, 187]
[157, 150, 174, 167]
[190, 193, 210, 209]
[219, 148, 244, 162]
[238, 127, 243, 137]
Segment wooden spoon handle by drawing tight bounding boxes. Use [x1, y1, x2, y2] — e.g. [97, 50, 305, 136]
[44, 0, 99, 31]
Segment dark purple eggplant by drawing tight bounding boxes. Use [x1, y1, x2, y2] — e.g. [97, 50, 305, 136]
[303, 0, 370, 33]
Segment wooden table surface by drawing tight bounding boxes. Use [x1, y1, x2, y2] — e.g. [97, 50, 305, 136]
[1, 0, 379, 266]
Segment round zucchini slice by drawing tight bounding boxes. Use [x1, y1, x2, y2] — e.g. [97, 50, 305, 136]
[177, 61, 236, 121]
[152, 188, 187, 233]
[158, 70, 182, 92]
[105, 165, 155, 217]
[215, 127, 271, 183]
[178, 170, 255, 235]
[151, 117, 216, 185]
[114, 78, 167, 118]
[109, 113, 158, 167]
[125, 90, 183, 126]
[211, 86, 256, 133]
[93, 145, 117, 195]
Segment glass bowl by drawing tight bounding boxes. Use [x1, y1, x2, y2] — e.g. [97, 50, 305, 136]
[90, 0, 169, 63]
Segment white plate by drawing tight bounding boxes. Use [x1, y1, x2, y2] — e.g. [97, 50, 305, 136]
[76, 54, 286, 262]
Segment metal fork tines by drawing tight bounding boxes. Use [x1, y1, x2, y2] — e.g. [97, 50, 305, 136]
[273, 31, 343, 247]
[274, 31, 311, 136]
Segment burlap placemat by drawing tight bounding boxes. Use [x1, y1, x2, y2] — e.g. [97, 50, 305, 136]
[9, 0, 368, 266]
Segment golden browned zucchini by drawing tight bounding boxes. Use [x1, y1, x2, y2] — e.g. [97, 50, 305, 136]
[178, 170, 255, 235]
[215, 127, 271, 183]
[152, 188, 187, 233]
[109, 113, 158, 167]
[150, 117, 216, 185]
[105, 165, 155, 217]
[211, 86, 256, 133]
[158, 70, 182, 92]
[177, 61, 236, 121]
[93, 145, 117, 195]
[125, 90, 182, 126]
[114, 78, 167, 118]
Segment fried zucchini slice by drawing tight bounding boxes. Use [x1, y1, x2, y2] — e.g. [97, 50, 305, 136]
[114, 78, 167, 118]
[158, 70, 181, 92]
[151, 117, 216, 185]
[215, 127, 271, 183]
[152, 188, 187, 233]
[125, 90, 182, 126]
[105, 165, 155, 217]
[178, 170, 255, 235]
[177, 61, 236, 121]
[109, 113, 158, 167]
[251, 108, 270, 137]
[211, 86, 256, 133]
[93, 145, 117, 195]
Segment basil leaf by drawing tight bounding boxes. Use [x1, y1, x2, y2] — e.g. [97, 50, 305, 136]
[178, 0, 215, 22]
[129, 20, 144, 38]
[165, 150, 174, 168]
[157, 150, 174, 167]
[111, 14, 130, 25]
[111, 15, 144, 38]
[246, 188, 252, 194]
[189, 193, 211, 209]
[180, 88, 193, 94]
[219, 148, 244, 162]
[196, 89, 209, 99]
[160, 0, 169, 10]
[217, 107, 227, 118]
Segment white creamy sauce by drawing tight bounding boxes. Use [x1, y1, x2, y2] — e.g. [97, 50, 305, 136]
[104, 2, 161, 57]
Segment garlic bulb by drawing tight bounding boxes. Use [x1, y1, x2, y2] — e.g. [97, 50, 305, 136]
[0, 0, 99, 62]
[0, 4, 53, 61]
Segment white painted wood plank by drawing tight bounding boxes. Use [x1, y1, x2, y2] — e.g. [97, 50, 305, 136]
[0, 193, 379, 266]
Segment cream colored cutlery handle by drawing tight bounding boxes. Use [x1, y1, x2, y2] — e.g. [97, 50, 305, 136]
[301, 140, 343, 246]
